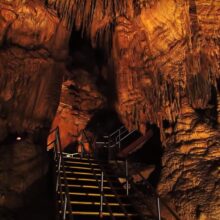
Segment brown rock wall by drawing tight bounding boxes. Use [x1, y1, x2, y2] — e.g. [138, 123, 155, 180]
[0, 0, 219, 219]
[158, 98, 220, 220]
[49, 77, 106, 149]
[0, 0, 70, 214]
[111, 1, 220, 219]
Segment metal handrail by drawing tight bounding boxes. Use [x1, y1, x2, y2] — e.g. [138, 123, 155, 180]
[109, 130, 136, 148]
[108, 126, 124, 137]
[99, 160, 131, 220]
[113, 157, 180, 220]
[94, 128, 181, 220]
[80, 130, 115, 220]
[48, 127, 73, 220]
[82, 130, 136, 220]
[99, 126, 136, 149]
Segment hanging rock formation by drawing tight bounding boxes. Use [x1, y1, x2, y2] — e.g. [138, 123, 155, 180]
[111, 1, 220, 219]
[0, 0, 219, 219]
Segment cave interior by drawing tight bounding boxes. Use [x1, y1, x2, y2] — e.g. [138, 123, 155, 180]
[0, 0, 219, 220]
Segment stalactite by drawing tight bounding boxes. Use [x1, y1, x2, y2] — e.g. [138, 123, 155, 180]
[94, 22, 114, 54]
[103, 0, 109, 15]
[67, 1, 75, 29]
[50, 0, 140, 57]
[90, 0, 96, 23]
[62, 0, 72, 23]
[186, 73, 211, 109]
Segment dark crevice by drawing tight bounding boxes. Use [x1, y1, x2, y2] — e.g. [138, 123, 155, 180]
[195, 86, 218, 128]
[67, 28, 118, 106]
[86, 108, 123, 137]
[129, 124, 163, 187]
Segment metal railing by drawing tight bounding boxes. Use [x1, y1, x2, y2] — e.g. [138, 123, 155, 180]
[78, 130, 115, 219]
[96, 126, 136, 149]
[82, 129, 133, 219]
[115, 160, 180, 220]
[47, 127, 73, 220]
[49, 126, 180, 220]
[94, 126, 181, 220]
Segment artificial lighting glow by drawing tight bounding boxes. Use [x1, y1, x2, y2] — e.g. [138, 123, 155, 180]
[16, 137, 22, 141]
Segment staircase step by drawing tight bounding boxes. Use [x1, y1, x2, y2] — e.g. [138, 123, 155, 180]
[58, 191, 126, 198]
[60, 201, 131, 206]
[58, 202, 135, 213]
[59, 214, 141, 220]
[59, 193, 131, 203]
[63, 156, 95, 161]
[61, 176, 106, 182]
[60, 176, 120, 186]
[59, 170, 102, 176]
[60, 177, 122, 188]
[61, 183, 109, 189]
[61, 165, 101, 171]
[63, 156, 113, 166]
[59, 184, 125, 194]
[63, 159, 100, 167]
[61, 183, 123, 191]
[63, 184, 123, 191]
[59, 210, 138, 217]
[58, 170, 120, 180]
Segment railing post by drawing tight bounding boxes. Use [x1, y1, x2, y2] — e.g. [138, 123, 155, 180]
[58, 154, 62, 173]
[81, 142, 84, 158]
[63, 194, 67, 220]
[125, 160, 129, 196]
[56, 173, 59, 192]
[54, 144, 57, 161]
[118, 128, 121, 149]
[157, 197, 161, 220]
[100, 171, 104, 218]
[106, 136, 110, 161]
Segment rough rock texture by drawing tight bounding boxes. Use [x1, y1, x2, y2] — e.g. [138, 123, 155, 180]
[49, 75, 106, 149]
[113, 0, 219, 137]
[0, 0, 70, 216]
[0, 0, 219, 220]
[110, 1, 220, 219]
[49, 1, 219, 219]
[158, 98, 220, 220]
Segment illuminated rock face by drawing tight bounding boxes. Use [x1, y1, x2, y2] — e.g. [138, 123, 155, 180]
[0, 0, 219, 219]
[49, 75, 105, 149]
[158, 97, 220, 220]
[0, 0, 70, 137]
[113, 0, 219, 137]
[112, 1, 220, 219]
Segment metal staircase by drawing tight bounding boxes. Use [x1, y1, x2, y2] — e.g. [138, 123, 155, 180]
[58, 155, 141, 220]
[48, 127, 180, 220]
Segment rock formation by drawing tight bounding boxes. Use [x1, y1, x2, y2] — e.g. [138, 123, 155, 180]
[0, 0, 70, 217]
[0, 0, 219, 219]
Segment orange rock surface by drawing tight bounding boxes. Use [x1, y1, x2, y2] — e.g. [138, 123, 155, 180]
[0, 1, 219, 219]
